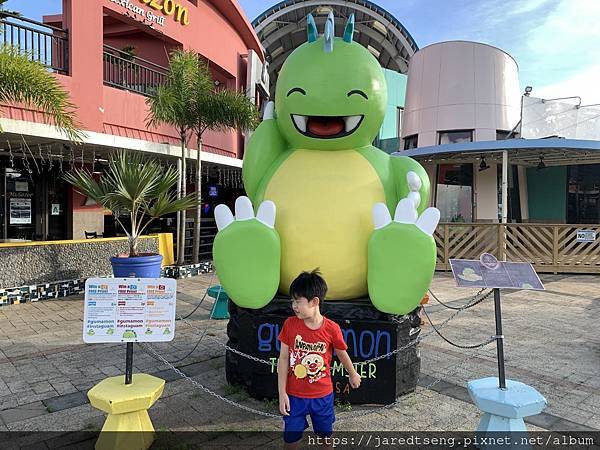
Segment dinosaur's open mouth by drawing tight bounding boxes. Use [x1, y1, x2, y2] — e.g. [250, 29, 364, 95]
[291, 114, 364, 139]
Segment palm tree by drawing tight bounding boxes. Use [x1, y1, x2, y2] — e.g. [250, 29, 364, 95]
[64, 150, 197, 257]
[191, 66, 259, 263]
[146, 49, 197, 265]
[0, 45, 82, 141]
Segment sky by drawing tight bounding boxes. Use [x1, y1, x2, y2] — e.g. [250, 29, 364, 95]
[6, 0, 600, 105]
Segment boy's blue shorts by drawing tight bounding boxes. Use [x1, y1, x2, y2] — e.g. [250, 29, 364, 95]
[283, 392, 335, 444]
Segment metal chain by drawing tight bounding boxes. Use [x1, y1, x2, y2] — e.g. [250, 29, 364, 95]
[429, 288, 491, 310]
[358, 289, 494, 365]
[336, 344, 492, 422]
[141, 343, 281, 419]
[143, 330, 494, 423]
[141, 288, 496, 422]
[176, 286, 494, 367]
[423, 308, 497, 349]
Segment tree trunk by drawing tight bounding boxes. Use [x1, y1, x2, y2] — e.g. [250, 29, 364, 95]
[129, 236, 138, 257]
[176, 157, 182, 263]
[192, 138, 202, 264]
[177, 133, 187, 265]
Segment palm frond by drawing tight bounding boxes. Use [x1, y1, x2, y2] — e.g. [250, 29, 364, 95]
[63, 150, 192, 256]
[0, 45, 84, 141]
[194, 84, 259, 135]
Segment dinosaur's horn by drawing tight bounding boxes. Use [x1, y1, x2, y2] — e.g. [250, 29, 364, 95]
[343, 14, 355, 43]
[324, 11, 334, 52]
[307, 14, 318, 43]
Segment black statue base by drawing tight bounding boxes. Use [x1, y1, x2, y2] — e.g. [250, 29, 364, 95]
[225, 297, 421, 405]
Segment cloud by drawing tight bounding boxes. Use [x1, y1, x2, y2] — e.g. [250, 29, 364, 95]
[533, 64, 600, 105]
[516, 0, 600, 91]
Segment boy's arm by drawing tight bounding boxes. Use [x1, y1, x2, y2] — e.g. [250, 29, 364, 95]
[334, 349, 361, 389]
[277, 342, 290, 415]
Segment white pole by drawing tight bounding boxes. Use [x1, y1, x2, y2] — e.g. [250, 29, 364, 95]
[502, 150, 508, 224]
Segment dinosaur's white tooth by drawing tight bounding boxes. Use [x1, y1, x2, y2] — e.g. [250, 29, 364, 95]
[292, 115, 307, 132]
[344, 115, 361, 132]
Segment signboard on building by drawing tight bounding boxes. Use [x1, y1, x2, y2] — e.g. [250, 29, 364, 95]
[51, 204, 61, 216]
[83, 278, 176, 343]
[9, 198, 32, 224]
[576, 230, 596, 243]
[450, 254, 544, 290]
[109, 0, 190, 27]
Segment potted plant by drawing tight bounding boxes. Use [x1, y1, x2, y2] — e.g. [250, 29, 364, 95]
[64, 150, 197, 277]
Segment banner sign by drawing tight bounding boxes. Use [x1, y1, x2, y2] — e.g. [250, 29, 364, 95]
[83, 278, 176, 343]
[226, 309, 419, 404]
[256, 318, 399, 401]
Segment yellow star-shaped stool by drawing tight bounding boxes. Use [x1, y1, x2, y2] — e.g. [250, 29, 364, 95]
[88, 374, 165, 450]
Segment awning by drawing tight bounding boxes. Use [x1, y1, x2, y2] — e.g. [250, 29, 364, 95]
[396, 138, 600, 167]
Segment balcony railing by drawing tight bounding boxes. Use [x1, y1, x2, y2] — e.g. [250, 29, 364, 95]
[103, 45, 167, 97]
[1, 12, 69, 74]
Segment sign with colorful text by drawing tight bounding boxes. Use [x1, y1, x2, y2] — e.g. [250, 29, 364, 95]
[227, 315, 411, 404]
[83, 278, 176, 343]
[109, 0, 189, 27]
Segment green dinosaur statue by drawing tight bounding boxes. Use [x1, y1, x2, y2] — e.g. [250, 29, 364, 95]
[213, 13, 439, 315]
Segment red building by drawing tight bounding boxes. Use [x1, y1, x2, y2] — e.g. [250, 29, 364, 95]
[0, 0, 268, 254]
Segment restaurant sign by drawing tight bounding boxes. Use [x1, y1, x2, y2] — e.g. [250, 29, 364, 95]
[109, 0, 190, 26]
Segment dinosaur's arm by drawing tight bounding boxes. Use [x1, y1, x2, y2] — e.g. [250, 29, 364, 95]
[390, 155, 431, 215]
[242, 106, 287, 203]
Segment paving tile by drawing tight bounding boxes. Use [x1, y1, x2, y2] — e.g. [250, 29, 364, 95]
[0, 272, 597, 435]
[0, 401, 47, 423]
[42, 392, 88, 413]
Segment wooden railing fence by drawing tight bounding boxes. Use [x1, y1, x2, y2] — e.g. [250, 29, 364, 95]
[435, 223, 600, 274]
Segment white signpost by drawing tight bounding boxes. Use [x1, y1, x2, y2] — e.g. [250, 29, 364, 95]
[576, 230, 596, 243]
[84, 278, 176, 344]
[449, 253, 545, 390]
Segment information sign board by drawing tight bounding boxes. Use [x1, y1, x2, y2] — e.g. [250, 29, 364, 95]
[450, 254, 544, 290]
[83, 278, 176, 343]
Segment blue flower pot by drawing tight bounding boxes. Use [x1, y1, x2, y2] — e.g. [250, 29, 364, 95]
[110, 254, 163, 278]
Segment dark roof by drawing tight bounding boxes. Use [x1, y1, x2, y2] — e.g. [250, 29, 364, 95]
[397, 138, 600, 167]
[252, 0, 418, 91]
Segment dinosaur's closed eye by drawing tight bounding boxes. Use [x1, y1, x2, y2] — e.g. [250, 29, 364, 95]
[287, 87, 307, 97]
[347, 90, 368, 100]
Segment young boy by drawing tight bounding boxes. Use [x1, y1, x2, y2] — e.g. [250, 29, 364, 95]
[277, 269, 361, 447]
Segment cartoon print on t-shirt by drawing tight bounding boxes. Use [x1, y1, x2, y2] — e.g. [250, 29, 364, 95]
[290, 334, 328, 384]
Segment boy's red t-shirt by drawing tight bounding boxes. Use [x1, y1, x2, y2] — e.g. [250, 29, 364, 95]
[278, 316, 348, 398]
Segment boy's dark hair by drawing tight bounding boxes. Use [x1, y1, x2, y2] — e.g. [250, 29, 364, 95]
[289, 269, 328, 303]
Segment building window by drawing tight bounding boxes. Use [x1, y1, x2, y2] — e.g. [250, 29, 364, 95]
[436, 164, 473, 222]
[567, 164, 600, 224]
[403, 134, 418, 150]
[496, 130, 516, 140]
[397, 107, 404, 138]
[438, 130, 473, 145]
